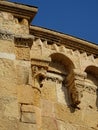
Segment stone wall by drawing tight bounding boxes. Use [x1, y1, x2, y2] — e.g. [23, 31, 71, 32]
[0, 1, 98, 130]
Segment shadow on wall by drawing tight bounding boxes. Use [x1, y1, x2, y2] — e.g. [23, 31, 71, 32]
[85, 66, 98, 110]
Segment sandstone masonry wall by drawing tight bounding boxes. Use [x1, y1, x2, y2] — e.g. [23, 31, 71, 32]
[0, 1, 98, 130]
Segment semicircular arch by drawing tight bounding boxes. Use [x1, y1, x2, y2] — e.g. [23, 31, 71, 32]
[84, 65, 98, 109]
[49, 52, 75, 75]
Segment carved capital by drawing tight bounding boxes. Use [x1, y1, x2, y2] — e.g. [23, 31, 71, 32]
[46, 72, 64, 83]
[32, 66, 47, 78]
[73, 69, 87, 79]
[32, 65, 47, 88]
[85, 84, 97, 94]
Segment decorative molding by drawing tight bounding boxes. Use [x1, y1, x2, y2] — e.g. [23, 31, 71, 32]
[31, 58, 50, 69]
[15, 35, 34, 48]
[0, 30, 14, 41]
[32, 66, 47, 78]
[30, 26, 98, 58]
[32, 38, 97, 67]
[0, 1, 38, 23]
[46, 72, 64, 83]
[67, 70, 86, 108]
[84, 84, 97, 94]
[32, 65, 47, 88]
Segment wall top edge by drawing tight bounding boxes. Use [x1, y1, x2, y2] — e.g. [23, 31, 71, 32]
[0, 1, 38, 22]
[30, 25, 98, 57]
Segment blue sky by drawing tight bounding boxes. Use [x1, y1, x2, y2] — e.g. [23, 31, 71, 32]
[10, 0, 98, 44]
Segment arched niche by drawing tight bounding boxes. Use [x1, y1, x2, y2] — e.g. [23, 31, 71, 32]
[44, 53, 75, 105]
[49, 53, 74, 75]
[84, 65, 98, 109]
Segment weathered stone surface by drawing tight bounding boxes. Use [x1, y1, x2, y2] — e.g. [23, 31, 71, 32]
[57, 121, 77, 130]
[3, 98, 19, 120]
[21, 105, 41, 129]
[0, 40, 14, 53]
[17, 85, 41, 107]
[41, 80, 57, 102]
[15, 47, 30, 60]
[0, 11, 29, 34]
[0, 1, 98, 130]
[19, 122, 37, 130]
[41, 99, 54, 117]
[16, 65, 29, 85]
[17, 85, 34, 104]
[56, 82, 69, 105]
[21, 104, 35, 112]
[54, 103, 85, 125]
[0, 117, 18, 130]
[42, 117, 58, 130]
[21, 112, 36, 124]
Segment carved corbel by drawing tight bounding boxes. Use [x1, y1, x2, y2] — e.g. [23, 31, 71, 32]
[67, 70, 87, 108]
[70, 83, 84, 108]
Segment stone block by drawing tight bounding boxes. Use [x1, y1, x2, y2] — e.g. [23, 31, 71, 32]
[17, 85, 34, 104]
[0, 117, 18, 130]
[56, 83, 69, 105]
[3, 98, 19, 120]
[15, 46, 30, 60]
[21, 105, 41, 129]
[41, 80, 57, 102]
[0, 59, 16, 80]
[21, 112, 36, 124]
[57, 120, 94, 130]
[16, 65, 29, 85]
[42, 117, 58, 130]
[54, 103, 68, 122]
[32, 88, 41, 107]
[0, 39, 14, 53]
[41, 99, 54, 117]
[17, 85, 41, 107]
[54, 103, 83, 125]
[56, 120, 66, 130]
[21, 105, 35, 112]
[19, 122, 37, 130]
[81, 109, 98, 128]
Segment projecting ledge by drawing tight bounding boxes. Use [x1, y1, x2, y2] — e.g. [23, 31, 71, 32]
[0, 1, 38, 22]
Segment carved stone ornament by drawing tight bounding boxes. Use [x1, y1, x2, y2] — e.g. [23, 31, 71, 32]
[15, 35, 34, 48]
[0, 30, 14, 41]
[70, 83, 84, 108]
[32, 65, 47, 88]
[68, 70, 87, 108]
[46, 72, 64, 83]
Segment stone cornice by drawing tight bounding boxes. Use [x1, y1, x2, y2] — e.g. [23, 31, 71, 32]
[30, 26, 98, 58]
[0, 1, 38, 22]
[0, 30, 34, 48]
[14, 34, 34, 48]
